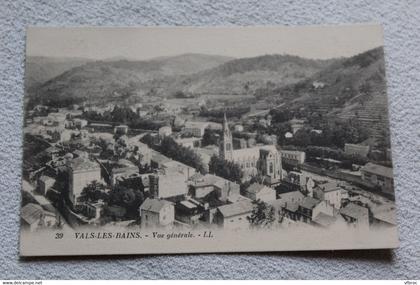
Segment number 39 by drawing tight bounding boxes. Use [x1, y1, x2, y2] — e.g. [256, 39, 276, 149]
[55, 233, 64, 239]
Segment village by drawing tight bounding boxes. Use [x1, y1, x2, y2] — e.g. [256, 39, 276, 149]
[20, 96, 397, 234]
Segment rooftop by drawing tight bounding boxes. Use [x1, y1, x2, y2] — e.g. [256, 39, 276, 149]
[185, 121, 209, 129]
[361, 163, 393, 179]
[217, 200, 254, 218]
[340, 203, 369, 219]
[300, 197, 320, 209]
[21, 203, 45, 225]
[39, 175, 55, 184]
[140, 198, 172, 213]
[312, 212, 337, 227]
[371, 204, 397, 225]
[69, 157, 100, 171]
[192, 174, 234, 189]
[232, 145, 277, 161]
[317, 181, 342, 193]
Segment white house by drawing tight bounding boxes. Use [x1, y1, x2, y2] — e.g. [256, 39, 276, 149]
[243, 183, 276, 202]
[139, 198, 174, 228]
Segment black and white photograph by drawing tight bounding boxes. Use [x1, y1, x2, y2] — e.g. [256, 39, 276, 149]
[20, 25, 399, 256]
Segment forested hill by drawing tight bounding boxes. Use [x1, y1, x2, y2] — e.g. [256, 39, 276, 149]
[26, 53, 333, 108]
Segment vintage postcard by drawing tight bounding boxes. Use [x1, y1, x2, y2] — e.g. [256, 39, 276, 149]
[20, 25, 398, 256]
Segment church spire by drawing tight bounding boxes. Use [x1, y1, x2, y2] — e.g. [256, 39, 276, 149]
[220, 112, 233, 161]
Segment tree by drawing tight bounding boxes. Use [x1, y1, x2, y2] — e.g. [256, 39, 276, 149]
[202, 129, 220, 147]
[247, 200, 275, 228]
[79, 180, 108, 203]
[108, 185, 146, 219]
[208, 155, 243, 183]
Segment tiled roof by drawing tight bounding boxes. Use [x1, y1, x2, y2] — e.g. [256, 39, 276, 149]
[140, 198, 172, 213]
[39, 175, 55, 183]
[232, 145, 277, 161]
[218, 200, 254, 218]
[313, 212, 337, 227]
[317, 182, 341, 192]
[69, 157, 100, 171]
[340, 203, 369, 219]
[300, 197, 320, 209]
[21, 203, 44, 225]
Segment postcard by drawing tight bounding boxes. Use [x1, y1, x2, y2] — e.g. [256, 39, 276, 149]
[20, 24, 398, 256]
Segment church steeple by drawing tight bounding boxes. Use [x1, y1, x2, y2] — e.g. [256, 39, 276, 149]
[220, 112, 233, 161]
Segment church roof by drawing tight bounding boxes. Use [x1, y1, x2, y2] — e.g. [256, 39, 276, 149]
[232, 145, 277, 161]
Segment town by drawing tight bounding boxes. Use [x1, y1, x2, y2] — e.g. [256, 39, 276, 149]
[20, 90, 396, 234]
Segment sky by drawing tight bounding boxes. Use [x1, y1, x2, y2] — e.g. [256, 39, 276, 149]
[26, 24, 384, 60]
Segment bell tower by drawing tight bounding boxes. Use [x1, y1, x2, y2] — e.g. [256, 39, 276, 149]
[220, 113, 233, 161]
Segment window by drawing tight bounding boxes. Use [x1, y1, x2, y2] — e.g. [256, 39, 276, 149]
[269, 162, 274, 174]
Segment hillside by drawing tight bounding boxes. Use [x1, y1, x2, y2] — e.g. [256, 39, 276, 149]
[25, 56, 92, 91]
[26, 54, 233, 107]
[266, 47, 390, 141]
[28, 53, 332, 107]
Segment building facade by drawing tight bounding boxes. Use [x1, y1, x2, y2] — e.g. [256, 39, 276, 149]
[220, 114, 282, 184]
[360, 162, 394, 193]
[139, 198, 175, 228]
[67, 157, 102, 205]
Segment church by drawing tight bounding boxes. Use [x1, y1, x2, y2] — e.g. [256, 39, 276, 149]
[219, 114, 282, 185]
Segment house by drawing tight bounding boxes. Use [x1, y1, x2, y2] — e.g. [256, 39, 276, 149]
[281, 150, 306, 166]
[243, 183, 276, 202]
[114, 125, 129, 135]
[21, 203, 56, 232]
[184, 121, 209, 137]
[73, 118, 88, 129]
[340, 203, 369, 229]
[313, 182, 344, 209]
[175, 198, 207, 225]
[277, 189, 305, 206]
[344, 143, 370, 157]
[67, 157, 102, 205]
[281, 202, 300, 222]
[139, 198, 174, 228]
[188, 174, 240, 202]
[149, 170, 189, 199]
[360, 163, 394, 193]
[214, 200, 254, 230]
[298, 197, 321, 224]
[38, 175, 56, 196]
[160, 159, 196, 181]
[84, 200, 105, 220]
